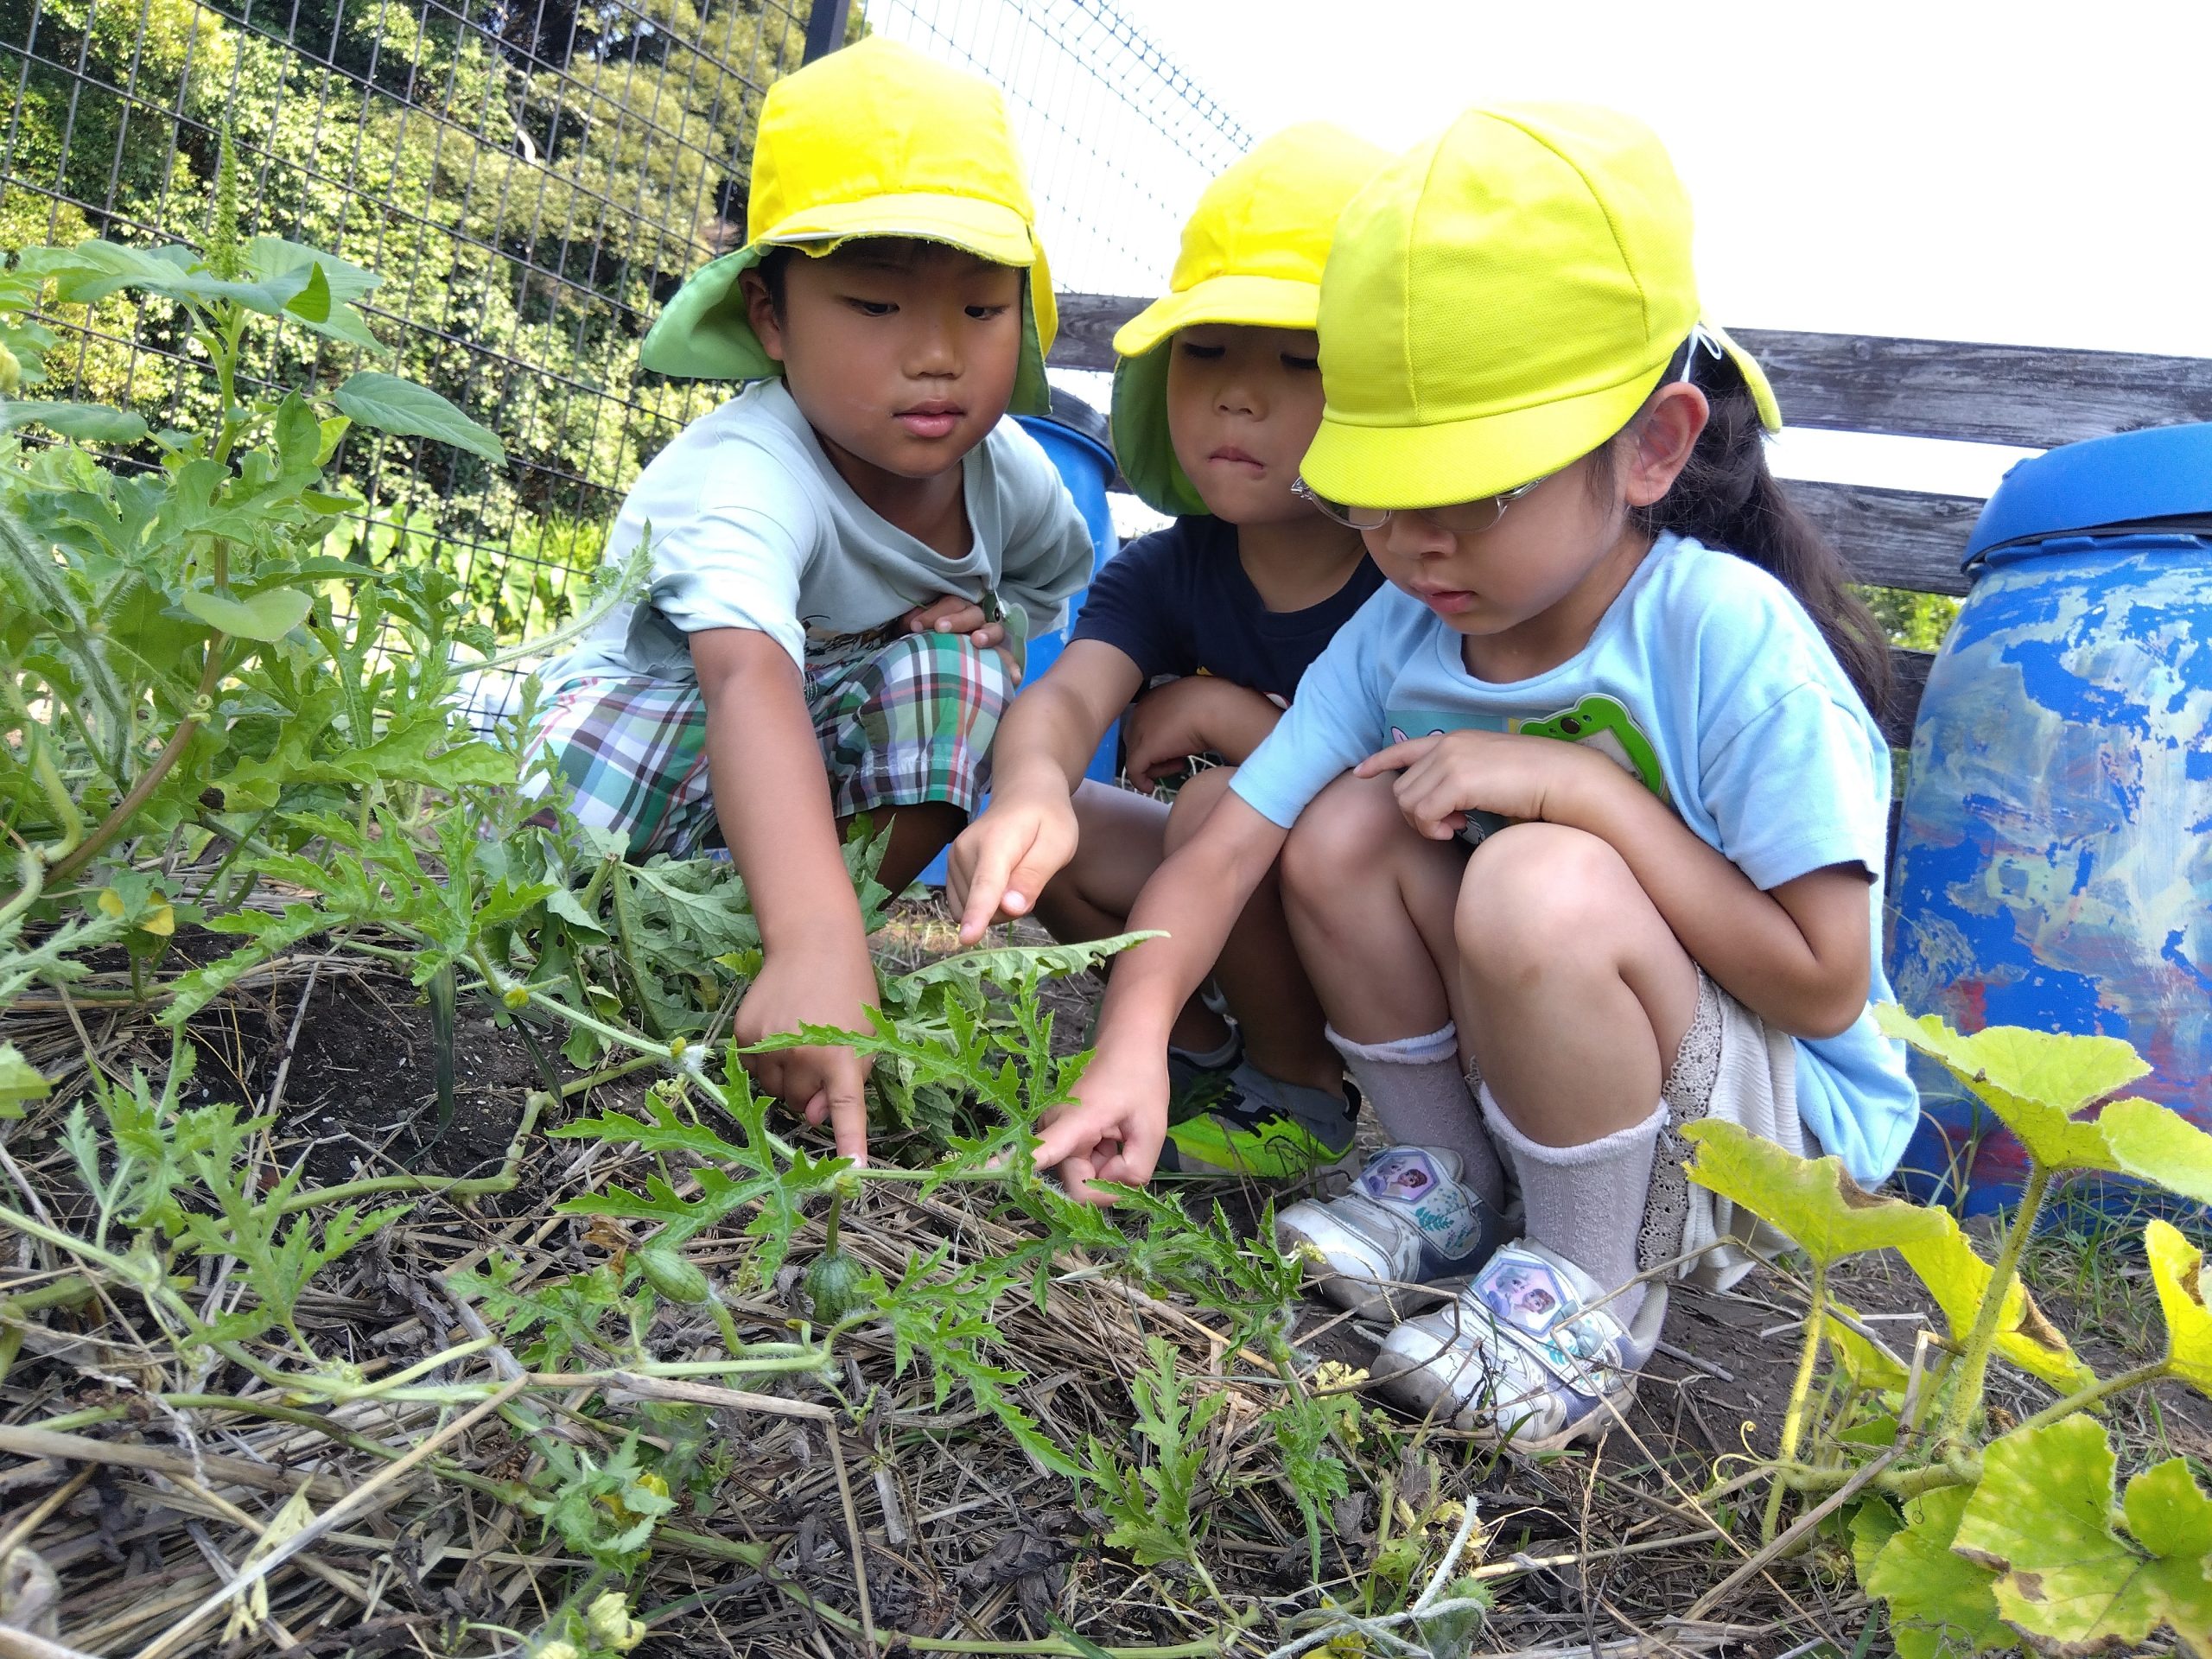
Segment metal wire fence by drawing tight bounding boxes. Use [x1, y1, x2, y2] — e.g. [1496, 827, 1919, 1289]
[0, 0, 1249, 659]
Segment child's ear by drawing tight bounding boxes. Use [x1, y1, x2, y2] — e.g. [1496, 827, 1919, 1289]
[1619, 383, 1708, 509]
[741, 269, 786, 365]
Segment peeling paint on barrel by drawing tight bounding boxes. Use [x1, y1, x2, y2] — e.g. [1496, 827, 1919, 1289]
[1888, 543, 2212, 1211]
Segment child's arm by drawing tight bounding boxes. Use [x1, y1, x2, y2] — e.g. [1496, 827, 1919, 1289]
[948, 639, 1143, 943]
[1029, 791, 1292, 1202]
[1119, 675, 1284, 787]
[692, 627, 880, 1162]
[1361, 731, 1872, 1039]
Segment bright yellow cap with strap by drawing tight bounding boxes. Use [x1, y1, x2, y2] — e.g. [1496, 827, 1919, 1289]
[1109, 122, 1393, 516]
[639, 37, 1057, 415]
[1303, 103, 1781, 511]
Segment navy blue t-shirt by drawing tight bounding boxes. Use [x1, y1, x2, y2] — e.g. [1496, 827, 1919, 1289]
[1069, 516, 1386, 704]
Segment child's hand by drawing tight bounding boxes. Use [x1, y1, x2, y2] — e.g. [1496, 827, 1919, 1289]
[1357, 729, 1623, 840]
[1122, 676, 1281, 786]
[946, 785, 1078, 944]
[731, 942, 881, 1163]
[901, 595, 1021, 686]
[1029, 1045, 1169, 1205]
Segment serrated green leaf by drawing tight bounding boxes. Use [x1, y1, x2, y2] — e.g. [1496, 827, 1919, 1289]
[334, 372, 505, 462]
[181, 584, 314, 642]
[2146, 1219, 2212, 1396]
[1873, 1007, 2146, 1172]
[1863, 1484, 2008, 1659]
[1682, 1119, 1948, 1265]
[1955, 1414, 2212, 1658]
[1897, 1210, 2094, 1390]
[2098, 1096, 2212, 1205]
[1847, 1496, 1902, 1586]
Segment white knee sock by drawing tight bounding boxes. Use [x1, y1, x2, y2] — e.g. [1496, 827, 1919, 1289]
[1328, 1023, 1505, 1211]
[1481, 1090, 1666, 1332]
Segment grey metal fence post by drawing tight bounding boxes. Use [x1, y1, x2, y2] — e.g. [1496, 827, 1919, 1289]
[803, 0, 855, 63]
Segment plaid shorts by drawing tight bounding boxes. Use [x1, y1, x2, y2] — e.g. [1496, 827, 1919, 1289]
[524, 629, 1010, 859]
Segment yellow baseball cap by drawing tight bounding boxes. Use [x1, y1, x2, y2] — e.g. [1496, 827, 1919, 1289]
[1303, 103, 1781, 511]
[639, 37, 1057, 415]
[1109, 122, 1393, 516]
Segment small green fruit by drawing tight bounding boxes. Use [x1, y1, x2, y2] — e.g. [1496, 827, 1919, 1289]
[636, 1245, 710, 1306]
[804, 1249, 868, 1324]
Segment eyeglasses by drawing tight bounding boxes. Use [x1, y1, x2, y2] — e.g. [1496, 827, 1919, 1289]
[1293, 472, 1551, 536]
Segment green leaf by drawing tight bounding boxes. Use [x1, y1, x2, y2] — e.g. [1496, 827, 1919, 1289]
[181, 585, 314, 642]
[1954, 1414, 2212, 1658]
[1863, 1484, 2008, 1659]
[1822, 1305, 1910, 1393]
[248, 238, 385, 352]
[0, 1041, 49, 1119]
[0, 400, 149, 442]
[334, 372, 505, 463]
[289, 260, 331, 323]
[1873, 1007, 2146, 1173]
[1681, 1119, 1949, 1266]
[2145, 1219, 2212, 1397]
[1897, 1211, 2094, 1390]
[2097, 1096, 2212, 1205]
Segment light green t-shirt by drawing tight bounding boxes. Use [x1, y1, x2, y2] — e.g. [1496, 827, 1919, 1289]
[544, 379, 1094, 686]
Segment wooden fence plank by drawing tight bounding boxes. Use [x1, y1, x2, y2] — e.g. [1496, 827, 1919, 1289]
[1728, 328, 2212, 450]
[1883, 647, 1935, 751]
[1792, 481, 1980, 597]
[1050, 292, 2212, 449]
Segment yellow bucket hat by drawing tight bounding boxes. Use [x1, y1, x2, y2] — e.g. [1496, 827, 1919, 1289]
[639, 37, 1057, 415]
[1303, 103, 1782, 511]
[1109, 122, 1393, 516]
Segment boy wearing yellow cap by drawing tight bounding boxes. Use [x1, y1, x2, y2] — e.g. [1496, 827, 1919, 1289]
[527, 39, 1093, 1162]
[947, 124, 1389, 1180]
[1033, 105, 1914, 1448]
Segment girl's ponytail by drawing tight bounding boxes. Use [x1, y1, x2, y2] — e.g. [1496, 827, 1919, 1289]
[1629, 343, 1893, 718]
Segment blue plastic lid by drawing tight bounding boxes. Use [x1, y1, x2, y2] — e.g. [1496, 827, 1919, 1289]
[1965, 422, 2212, 563]
[1016, 387, 1115, 480]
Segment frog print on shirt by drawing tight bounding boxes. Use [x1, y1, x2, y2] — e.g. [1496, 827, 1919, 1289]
[1385, 692, 1668, 845]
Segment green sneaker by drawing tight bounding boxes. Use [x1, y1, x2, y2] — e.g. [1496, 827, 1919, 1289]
[1159, 1061, 1360, 1180]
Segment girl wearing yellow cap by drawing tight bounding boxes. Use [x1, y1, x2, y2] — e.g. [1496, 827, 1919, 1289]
[1033, 105, 1916, 1449]
[948, 124, 1389, 1181]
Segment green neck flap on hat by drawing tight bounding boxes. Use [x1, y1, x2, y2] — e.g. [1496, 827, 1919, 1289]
[638, 240, 1053, 416]
[1110, 346, 1209, 518]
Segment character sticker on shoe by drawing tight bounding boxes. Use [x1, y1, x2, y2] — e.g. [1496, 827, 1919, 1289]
[1358, 1148, 1481, 1257]
[1476, 1254, 1614, 1369]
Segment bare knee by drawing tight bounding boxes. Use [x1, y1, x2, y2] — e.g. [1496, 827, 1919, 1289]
[1280, 772, 1409, 912]
[1456, 823, 1641, 985]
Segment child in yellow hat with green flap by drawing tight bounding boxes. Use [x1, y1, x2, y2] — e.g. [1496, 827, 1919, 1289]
[527, 39, 1094, 1164]
[947, 123, 1390, 1181]
[1032, 105, 1917, 1448]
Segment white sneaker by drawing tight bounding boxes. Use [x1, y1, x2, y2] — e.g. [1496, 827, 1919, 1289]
[1274, 1147, 1505, 1319]
[1371, 1239, 1666, 1452]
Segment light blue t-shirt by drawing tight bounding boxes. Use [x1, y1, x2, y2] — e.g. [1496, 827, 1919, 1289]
[1233, 532, 1917, 1186]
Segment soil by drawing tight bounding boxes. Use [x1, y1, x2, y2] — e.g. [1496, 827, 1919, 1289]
[175, 957, 543, 1188]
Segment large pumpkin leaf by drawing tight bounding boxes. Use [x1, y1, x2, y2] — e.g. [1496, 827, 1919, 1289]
[1873, 1007, 2145, 1173]
[2146, 1219, 2212, 1397]
[1865, 1483, 2009, 1659]
[1897, 1211, 2094, 1390]
[1682, 1119, 1948, 1266]
[2098, 1097, 2212, 1206]
[1954, 1415, 2212, 1658]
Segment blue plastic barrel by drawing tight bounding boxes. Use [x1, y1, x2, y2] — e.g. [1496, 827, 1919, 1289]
[918, 388, 1121, 887]
[1886, 423, 2212, 1212]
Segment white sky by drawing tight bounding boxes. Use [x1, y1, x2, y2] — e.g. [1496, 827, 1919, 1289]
[868, 0, 2212, 510]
